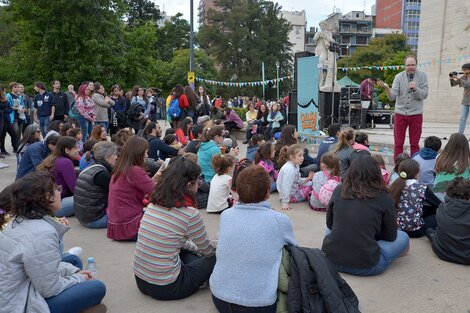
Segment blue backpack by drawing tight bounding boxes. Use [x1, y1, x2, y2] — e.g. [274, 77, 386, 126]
[167, 97, 181, 119]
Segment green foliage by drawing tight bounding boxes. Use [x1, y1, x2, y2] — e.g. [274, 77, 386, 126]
[155, 13, 190, 62]
[198, 0, 292, 98]
[124, 0, 160, 27]
[232, 107, 248, 121]
[0, 0, 216, 97]
[337, 34, 410, 105]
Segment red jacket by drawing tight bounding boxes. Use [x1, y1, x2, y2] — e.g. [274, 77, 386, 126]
[175, 128, 194, 145]
[178, 94, 189, 109]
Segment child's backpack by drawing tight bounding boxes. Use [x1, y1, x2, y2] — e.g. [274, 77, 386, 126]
[167, 97, 181, 119]
[318, 176, 340, 206]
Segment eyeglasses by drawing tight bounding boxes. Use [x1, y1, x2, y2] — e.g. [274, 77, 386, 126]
[55, 185, 63, 193]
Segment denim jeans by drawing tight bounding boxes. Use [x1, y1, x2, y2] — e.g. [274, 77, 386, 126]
[458, 104, 470, 134]
[77, 115, 93, 142]
[61, 253, 83, 270]
[212, 295, 276, 313]
[325, 229, 409, 276]
[83, 214, 108, 229]
[45, 280, 106, 313]
[53, 196, 75, 217]
[38, 115, 51, 137]
[95, 121, 109, 132]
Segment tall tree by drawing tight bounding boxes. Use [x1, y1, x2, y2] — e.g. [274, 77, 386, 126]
[198, 0, 292, 88]
[124, 0, 161, 27]
[155, 13, 190, 62]
[1, 0, 127, 88]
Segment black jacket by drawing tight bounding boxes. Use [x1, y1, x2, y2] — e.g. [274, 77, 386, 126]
[431, 196, 470, 265]
[286, 246, 361, 313]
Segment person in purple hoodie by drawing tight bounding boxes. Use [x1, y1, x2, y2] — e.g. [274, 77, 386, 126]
[223, 107, 244, 132]
[37, 136, 79, 217]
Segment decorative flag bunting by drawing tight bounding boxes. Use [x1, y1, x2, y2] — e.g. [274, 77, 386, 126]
[195, 76, 291, 87]
[339, 54, 470, 72]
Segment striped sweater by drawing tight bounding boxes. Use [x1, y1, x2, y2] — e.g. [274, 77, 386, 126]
[133, 203, 215, 285]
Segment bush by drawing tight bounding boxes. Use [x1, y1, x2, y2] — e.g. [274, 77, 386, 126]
[232, 107, 248, 121]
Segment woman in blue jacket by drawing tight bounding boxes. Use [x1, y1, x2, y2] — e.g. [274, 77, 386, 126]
[197, 126, 225, 183]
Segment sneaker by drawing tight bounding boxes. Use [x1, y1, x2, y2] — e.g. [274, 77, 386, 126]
[0, 162, 9, 169]
[66, 246, 83, 256]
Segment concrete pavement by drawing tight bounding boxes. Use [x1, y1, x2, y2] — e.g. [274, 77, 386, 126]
[0, 122, 469, 313]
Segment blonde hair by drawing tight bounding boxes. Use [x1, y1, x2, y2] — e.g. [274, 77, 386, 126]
[332, 127, 355, 154]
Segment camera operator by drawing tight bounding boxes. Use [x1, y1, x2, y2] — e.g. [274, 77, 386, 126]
[450, 63, 470, 134]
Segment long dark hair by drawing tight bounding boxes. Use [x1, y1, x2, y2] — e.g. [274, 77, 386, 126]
[37, 136, 77, 171]
[112, 136, 148, 182]
[275, 125, 297, 157]
[393, 153, 411, 173]
[435, 133, 470, 175]
[341, 155, 388, 199]
[184, 85, 198, 110]
[150, 156, 201, 208]
[256, 103, 269, 120]
[389, 159, 420, 209]
[10, 171, 56, 221]
[142, 122, 157, 139]
[179, 117, 193, 136]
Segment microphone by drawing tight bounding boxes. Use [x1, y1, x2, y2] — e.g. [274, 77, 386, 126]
[408, 74, 414, 93]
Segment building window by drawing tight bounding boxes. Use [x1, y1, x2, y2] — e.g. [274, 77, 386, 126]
[356, 36, 368, 45]
[341, 36, 351, 44]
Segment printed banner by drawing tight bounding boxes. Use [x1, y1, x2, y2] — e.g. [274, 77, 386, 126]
[297, 56, 319, 137]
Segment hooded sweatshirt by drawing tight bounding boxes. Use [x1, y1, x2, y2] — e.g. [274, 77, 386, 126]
[431, 197, 470, 265]
[197, 140, 221, 183]
[246, 145, 258, 162]
[413, 147, 438, 186]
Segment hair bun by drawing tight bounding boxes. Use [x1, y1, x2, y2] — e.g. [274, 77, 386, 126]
[399, 171, 407, 179]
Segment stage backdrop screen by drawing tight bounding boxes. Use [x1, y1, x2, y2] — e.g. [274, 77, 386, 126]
[297, 56, 320, 139]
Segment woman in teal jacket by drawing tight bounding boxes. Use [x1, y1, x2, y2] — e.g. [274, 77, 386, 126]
[197, 126, 225, 183]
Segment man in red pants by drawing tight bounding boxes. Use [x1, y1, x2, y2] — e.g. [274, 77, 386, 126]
[378, 55, 429, 160]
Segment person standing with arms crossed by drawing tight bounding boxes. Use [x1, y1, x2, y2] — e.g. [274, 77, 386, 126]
[450, 63, 470, 134]
[378, 55, 428, 160]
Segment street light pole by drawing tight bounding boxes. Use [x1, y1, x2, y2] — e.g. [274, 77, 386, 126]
[276, 61, 280, 100]
[189, 0, 195, 89]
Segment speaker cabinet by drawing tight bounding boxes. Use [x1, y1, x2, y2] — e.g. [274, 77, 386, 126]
[288, 91, 298, 127]
[318, 92, 340, 130]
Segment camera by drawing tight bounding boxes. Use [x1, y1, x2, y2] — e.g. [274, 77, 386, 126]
[449, 71, 464, 77]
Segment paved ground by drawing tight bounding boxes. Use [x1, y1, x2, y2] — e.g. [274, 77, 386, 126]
[1, 122, 469, 313]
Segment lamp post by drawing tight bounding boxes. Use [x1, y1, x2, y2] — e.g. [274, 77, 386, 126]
[189, 0, 195, 90]
[276, 61, 280, 100]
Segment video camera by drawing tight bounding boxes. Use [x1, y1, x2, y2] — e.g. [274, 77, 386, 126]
[449, 71, 464, 77]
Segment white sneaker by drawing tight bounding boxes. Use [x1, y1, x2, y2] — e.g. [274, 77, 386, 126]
[0, 162, 9, 169]
[66, 246, 83, 256]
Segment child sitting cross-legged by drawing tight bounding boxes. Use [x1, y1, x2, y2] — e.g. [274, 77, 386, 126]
[207, 154, 236, 213]
[389, 159, 442, 238]
[277, 144, 314, 210]
[309, 153, 340, 212]
[255, 141, 279, 193]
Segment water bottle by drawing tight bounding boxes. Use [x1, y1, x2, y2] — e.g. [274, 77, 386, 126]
[86, 257, 98, 279]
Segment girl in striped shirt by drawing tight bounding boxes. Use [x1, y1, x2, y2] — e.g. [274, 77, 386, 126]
[133, 156, 216, 300]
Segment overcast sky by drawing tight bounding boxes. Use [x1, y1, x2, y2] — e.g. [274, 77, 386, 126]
[152, 0, 376, 29]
